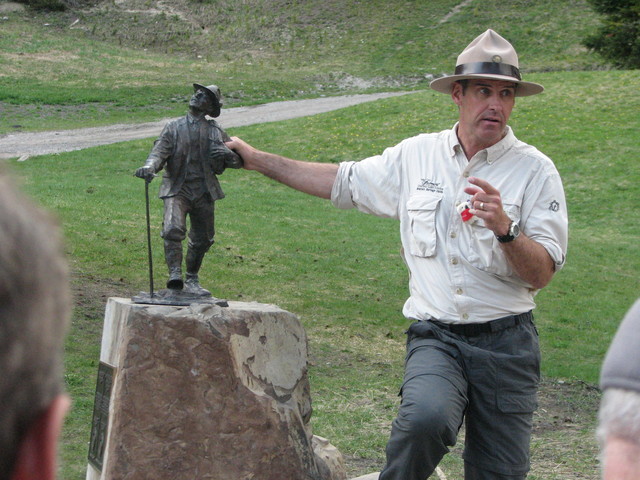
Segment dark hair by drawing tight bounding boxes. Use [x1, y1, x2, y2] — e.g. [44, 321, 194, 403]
[456, 79, 469, 93]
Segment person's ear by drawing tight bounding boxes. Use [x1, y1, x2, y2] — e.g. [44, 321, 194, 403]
[11, 394, 70, 480]
[451, 83, 463, 107]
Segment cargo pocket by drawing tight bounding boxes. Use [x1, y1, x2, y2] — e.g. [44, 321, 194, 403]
[406, 193, 442, 257]
[496, 325, 540, 414]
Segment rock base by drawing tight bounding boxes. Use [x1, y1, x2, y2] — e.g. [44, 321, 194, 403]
[86, 297, 345, 480]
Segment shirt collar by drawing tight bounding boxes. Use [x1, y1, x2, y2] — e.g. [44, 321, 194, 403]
[486, 126, 515, 164]
[447, 123, 462, 157]
[448, 122, 516, 164]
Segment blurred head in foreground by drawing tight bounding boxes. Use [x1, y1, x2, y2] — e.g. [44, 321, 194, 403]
[598, 299, 640, 480]
[0, 170, 72, 480]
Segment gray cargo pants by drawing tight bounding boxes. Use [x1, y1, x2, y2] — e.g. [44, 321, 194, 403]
[379, 312, 540, 480]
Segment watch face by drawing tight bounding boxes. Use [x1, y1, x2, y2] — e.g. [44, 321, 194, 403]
[510, 223, 520, 237]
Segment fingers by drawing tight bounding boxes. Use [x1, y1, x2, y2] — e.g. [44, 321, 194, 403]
[134, 167, 154, 182]
[224, 136, 241, 149]
[225, 136, 249, 154]
[225, 137, 259, 170]
[470, 201, 494, 216]
[468, 176, 499, 195]
[462, 177, 513, 235]
[225, 137, 247, 158]
[463, 177, 500, 211]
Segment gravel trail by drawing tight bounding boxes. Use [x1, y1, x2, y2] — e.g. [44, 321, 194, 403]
[0, 92, 413, 160]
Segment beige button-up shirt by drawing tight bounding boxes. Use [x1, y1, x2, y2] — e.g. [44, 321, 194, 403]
[331, 124, 568, 324]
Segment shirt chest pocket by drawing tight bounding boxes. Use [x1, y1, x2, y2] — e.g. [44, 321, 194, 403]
[406, 193, 442, 257]
[465, 203, 521, 276]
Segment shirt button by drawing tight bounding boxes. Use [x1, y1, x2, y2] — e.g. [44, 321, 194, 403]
[463, 172, 470, 178]
[456, 288, 463, 295]
[451, 258, 459, 265]
[462, 313, 469, 320]
[450, 231, 457, 238]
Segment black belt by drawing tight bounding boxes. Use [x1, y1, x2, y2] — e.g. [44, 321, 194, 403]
[429, 311, 533, 336]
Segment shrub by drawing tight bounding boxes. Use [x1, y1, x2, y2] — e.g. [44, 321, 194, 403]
[13, 0, 66, 11]
[583, 0, 640, 68]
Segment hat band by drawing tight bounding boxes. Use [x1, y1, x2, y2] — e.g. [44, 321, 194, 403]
[454, 62, 521, 81]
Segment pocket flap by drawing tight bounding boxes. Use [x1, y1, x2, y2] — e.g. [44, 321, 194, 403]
[407, 193, 441, 211]
[497, 392, 538, 414]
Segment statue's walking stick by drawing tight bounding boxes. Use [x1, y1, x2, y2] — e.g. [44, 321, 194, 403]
[144, 179, 155, 297]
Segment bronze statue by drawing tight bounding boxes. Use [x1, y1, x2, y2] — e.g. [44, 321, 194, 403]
[135, 83, 241, 299]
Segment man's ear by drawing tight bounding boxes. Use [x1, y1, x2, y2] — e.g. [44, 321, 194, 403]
[451, 83, 463, 106]
[11, 394, 70, 480]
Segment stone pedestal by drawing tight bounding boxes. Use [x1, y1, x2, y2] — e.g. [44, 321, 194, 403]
[86, 297, 345, 480]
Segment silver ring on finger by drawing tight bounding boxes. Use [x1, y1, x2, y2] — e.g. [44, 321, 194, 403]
[480, 202, 485, 211]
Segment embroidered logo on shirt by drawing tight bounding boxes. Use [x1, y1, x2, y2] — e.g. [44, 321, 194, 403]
[417, 179, 444, 194]
[549, 200, 560, 212]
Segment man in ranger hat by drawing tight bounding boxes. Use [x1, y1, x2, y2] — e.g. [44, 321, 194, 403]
[135, 83, 242, 296]
[226, 29, 568, 479]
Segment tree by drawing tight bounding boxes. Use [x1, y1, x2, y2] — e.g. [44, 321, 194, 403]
[583, 0, 640, 68]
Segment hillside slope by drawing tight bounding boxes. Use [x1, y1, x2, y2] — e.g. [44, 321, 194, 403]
[0, 0, 607, 130]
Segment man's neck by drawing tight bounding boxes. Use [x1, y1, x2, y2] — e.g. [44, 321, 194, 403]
[456, 126, 507, 160]
[188, 108, 206, 120]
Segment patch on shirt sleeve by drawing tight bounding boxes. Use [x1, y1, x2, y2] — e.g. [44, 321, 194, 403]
[417, 178, 444, 194]
[548, 200, 560, 212]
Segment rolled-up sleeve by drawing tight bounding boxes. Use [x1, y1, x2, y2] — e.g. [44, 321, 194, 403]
[523, 172, 568, 271]
[330, 143, 405, 219]
[331, 161, 357, 210]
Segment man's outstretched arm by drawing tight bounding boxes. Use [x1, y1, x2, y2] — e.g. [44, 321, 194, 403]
[226, 137, 338, 199]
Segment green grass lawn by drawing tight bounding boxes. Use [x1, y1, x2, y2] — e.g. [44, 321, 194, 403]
[13, 69, 637, 382]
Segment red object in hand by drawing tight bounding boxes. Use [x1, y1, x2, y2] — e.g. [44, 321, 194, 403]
[460, 207, 474, 222]
[458, 200, 475, 222]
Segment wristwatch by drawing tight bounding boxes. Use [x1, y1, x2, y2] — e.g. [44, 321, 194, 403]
[496, 221, 520, 243]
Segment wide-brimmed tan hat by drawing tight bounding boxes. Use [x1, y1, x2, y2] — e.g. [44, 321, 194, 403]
[430, 29, 543, 97]
[193, 83, 222, 117]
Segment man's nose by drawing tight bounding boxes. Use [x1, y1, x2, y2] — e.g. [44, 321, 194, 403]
[488, 94, 503, 111]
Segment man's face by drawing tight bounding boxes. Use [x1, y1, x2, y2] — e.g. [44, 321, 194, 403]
[189, 88, 213, 114]
[452, 79, 516, 149]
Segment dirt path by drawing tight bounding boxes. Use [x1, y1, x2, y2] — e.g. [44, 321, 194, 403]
[0, 92, 413, 160]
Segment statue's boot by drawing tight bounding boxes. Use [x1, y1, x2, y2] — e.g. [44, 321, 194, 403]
[184, 248, 211, 296]
[184, 273, 211, 297]
[165, 240, 184, 290]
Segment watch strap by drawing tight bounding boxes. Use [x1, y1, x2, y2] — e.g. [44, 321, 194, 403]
[496, 221, 519, 243]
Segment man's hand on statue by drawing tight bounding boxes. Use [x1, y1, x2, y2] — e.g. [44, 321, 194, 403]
[225, 137, 258, 171]
[134, 166, 156, 183]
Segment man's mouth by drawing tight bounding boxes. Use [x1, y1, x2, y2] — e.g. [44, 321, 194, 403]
[481, 117, 502, 126]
